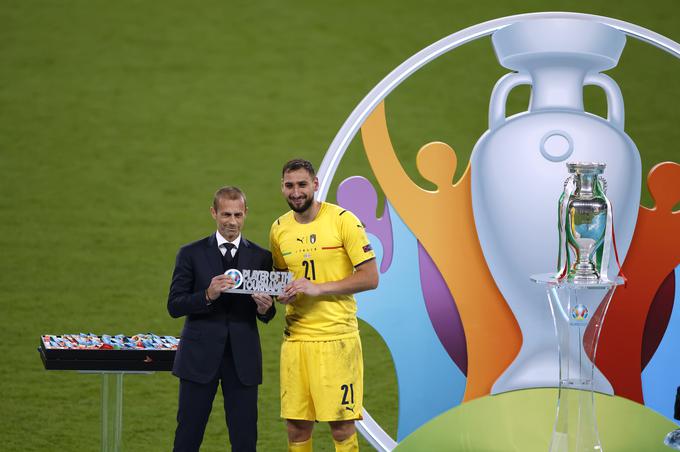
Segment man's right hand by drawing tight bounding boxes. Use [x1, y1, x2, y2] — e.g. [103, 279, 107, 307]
[206, 274, 235, 301]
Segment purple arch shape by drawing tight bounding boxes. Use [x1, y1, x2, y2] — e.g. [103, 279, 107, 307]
[337, 176, 394, 273]
[337, 175, 468, 375]
[641, 270, 676, 371]
[418, 242, 468, 375]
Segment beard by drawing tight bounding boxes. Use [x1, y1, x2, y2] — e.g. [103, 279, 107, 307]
[287, 196, 313, 213]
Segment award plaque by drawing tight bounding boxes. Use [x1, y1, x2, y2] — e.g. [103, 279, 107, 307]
[222, 269, 294, 295]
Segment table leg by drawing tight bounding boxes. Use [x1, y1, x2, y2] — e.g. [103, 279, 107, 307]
[101, 373, 123, 452]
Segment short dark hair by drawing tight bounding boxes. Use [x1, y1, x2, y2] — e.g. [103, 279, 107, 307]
[282, 159, 316, 177]
[213, 186, 247, 210]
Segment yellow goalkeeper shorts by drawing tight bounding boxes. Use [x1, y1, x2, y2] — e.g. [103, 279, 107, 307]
[280, 336, 364, 422]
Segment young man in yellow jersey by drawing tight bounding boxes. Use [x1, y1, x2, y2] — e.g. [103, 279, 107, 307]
[270, 159, 379, 452]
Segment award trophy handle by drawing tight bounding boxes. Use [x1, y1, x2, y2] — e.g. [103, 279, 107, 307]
[584, 73, 625, 130]
[488, 72, 532, 130]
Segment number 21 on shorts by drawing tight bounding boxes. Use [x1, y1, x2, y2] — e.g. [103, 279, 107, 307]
[340, 383, 354, 405]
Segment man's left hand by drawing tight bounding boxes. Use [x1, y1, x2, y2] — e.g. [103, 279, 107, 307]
[282, 278, 322, 298]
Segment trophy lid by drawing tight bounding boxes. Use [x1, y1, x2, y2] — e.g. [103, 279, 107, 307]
[492, 19, 626, 72]
[567, 162, 606, 175]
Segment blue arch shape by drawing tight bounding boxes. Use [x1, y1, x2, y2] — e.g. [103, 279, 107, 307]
[641, 265, 680, 425]
[357, 203, 466, 440]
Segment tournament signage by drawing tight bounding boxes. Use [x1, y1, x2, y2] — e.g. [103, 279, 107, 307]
[223, 269, 294, 295]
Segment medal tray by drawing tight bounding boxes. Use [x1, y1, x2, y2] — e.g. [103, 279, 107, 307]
[39, 337, 177, 371]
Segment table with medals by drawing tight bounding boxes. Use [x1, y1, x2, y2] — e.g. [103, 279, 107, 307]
[39, 333, 178, 452]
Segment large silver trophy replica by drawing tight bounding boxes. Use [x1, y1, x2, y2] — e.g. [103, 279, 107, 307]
[531, 162, 623, 452]
[557, 162, 612, 283]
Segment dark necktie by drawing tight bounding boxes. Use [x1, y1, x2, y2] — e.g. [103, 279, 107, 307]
[222, 243, 236, 268]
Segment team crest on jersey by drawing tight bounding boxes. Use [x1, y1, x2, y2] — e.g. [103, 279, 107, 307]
[310, 234, 316, 244]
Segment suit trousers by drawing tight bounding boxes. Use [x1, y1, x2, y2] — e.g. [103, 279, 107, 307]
[173, 336, 258, 452]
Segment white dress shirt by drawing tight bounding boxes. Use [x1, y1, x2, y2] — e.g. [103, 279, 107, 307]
[215, 232, 241, 258]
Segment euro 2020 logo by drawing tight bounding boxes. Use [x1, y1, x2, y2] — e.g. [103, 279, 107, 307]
[315, 12, 680, 451]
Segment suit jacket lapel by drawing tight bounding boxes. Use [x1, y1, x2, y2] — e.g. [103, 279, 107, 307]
[205, 234, 224, 276]
[237, 237, 256, 271]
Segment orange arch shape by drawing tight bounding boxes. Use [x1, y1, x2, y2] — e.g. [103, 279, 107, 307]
[360, 101, 521, 401]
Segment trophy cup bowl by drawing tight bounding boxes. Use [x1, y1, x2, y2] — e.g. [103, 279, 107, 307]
[565, 162, 608, 283]
[567, 198, 607, 282]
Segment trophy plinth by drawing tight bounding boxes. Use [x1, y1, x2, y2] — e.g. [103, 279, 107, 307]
[531, 273, 623, 452]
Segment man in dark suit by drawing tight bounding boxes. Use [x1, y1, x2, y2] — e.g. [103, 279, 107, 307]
[168, 186, 276, 452]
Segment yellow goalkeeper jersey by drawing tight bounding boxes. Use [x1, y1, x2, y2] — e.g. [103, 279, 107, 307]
[270, 202, 376, 340]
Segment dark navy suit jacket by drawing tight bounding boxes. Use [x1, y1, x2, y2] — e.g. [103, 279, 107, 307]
[167, 234, 275, 386]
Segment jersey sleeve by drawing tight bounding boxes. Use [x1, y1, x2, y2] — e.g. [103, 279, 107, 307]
[269, 221, 288, 271]
[339, 210, 376, 267]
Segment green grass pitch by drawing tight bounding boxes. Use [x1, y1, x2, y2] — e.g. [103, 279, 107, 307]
[1, 1, 678, 450]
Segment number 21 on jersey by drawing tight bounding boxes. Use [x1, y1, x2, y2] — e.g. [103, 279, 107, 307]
[302, 259, 316, 280]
